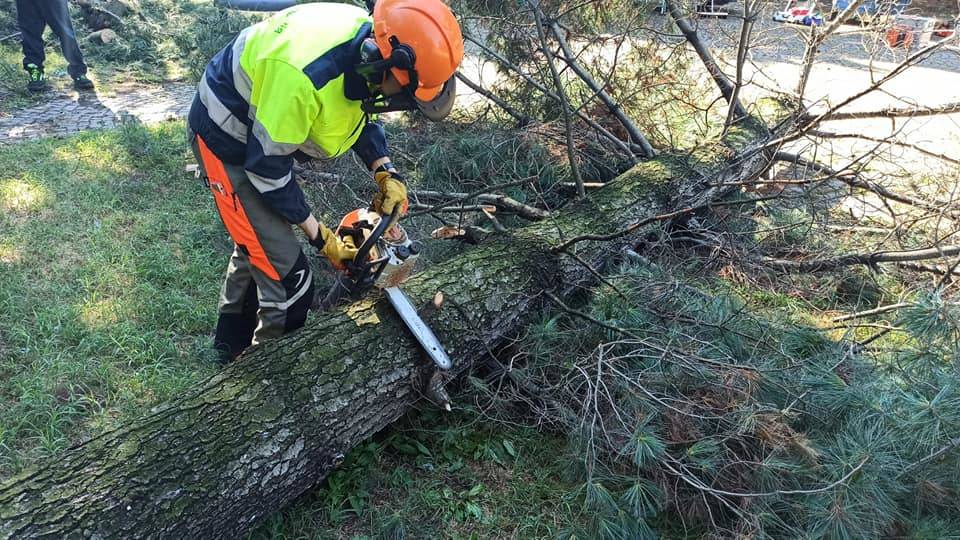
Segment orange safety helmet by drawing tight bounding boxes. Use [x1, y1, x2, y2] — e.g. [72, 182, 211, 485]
[371, 0, 464, 113]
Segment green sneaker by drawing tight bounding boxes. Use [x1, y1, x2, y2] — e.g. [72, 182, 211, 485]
[72, 75, 95, 91]
[26, 64, 47, 93]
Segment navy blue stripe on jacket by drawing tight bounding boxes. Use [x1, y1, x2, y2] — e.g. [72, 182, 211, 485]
[303, 23, 371, 90]
[188, 39, 250, 166]
[351, 121, 389, 169]
[206, 36, 250, 125]
[244, 135, 311, 224]
[188, 95, 245, 165]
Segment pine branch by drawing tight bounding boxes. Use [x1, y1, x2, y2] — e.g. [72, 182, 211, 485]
[665, 0, 748, 120]
[455, 72, 532, 126]
[547, 19, 656, 157]
[817, 101, 960, 121]
[762, 245, 960, 273]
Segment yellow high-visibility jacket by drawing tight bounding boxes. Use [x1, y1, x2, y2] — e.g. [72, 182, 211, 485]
[188, 3, 388, 223]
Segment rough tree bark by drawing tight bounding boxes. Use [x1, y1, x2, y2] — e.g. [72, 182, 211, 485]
[0, 119, 776, 539]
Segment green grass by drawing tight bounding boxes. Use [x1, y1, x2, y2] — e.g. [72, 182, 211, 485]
[0, 121, 224, 474]
[251, 409, 581, 539]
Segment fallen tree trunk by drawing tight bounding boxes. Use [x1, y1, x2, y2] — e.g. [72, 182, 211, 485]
[0, 120, 775, 539]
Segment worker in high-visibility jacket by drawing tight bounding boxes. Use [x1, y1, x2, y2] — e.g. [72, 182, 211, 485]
[187, 0, 464, 363]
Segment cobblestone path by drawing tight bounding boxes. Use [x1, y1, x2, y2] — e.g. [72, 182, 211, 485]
[0, 83, 194, 144]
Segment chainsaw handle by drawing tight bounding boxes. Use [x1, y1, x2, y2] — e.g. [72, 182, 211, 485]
[353, 206, 399, 266]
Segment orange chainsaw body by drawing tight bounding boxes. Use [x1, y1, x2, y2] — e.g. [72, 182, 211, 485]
[334, 208, 419, 288]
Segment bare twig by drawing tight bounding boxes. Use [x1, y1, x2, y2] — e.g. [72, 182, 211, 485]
[810, 129, 960, 166]
[412, 189, 548, 221]
[831, 302, 911, 322]
[796, 0, 868, 99]
[664, 456, 870, 498]
[772, 35, 958, 149]
[726, 0, 760, 131]
[531, 0, 586, 199]
[551, 196, 779, 253]
[818, 101, 960, 121]
[560, 182, 605, 189]
[408, 203, 498, 213]
[774, 151, 958, 214]
[666, 0, 748, 120]
[406, 178, 534, 218]
[547, 20, 656, 157]
[898, 262, 960, 278]
[762, 245, 960, 273]
[455, 72, 532, 126]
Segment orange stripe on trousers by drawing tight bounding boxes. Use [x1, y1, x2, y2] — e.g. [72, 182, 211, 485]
[196, 136, 281, 281]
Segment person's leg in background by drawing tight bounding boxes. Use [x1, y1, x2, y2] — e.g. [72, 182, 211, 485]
[15, 0, 49, 92]
[37, 0, 94, 89]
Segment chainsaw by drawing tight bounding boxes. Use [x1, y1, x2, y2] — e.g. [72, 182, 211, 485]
[315, 206, 452, 371]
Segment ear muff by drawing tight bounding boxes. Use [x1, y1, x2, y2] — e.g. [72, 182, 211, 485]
[415, 75, 456, 121]
[386, 37, 415, 71]
[357, 34, 457, 120]
[360, 38, 382, 64]
[356, 36, 419, 89]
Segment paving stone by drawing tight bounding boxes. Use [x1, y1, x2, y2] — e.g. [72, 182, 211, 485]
[0, 82, 195, 144]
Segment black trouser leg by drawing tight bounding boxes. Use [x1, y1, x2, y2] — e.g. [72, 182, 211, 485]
[38, 0, 87, 78]
[213, 283, 259, 363]
[279, 252, 315, 334]
[15, 0, 47, 71]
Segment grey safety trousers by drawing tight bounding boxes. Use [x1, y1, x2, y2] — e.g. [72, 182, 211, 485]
[189, 130, 315, 358]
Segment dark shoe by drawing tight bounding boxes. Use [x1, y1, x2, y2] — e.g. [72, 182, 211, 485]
[26, 64, 47, 93]
[73, 75, 95, 91]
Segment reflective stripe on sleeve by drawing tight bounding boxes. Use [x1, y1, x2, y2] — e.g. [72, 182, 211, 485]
[232, 27, 254, 101]
[198, 76, 248, 143]
[247, 169, 293, 194]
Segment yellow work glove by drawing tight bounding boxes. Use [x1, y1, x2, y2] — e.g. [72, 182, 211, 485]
[310, 223, 359, 266]
[372, 167, 409, 221]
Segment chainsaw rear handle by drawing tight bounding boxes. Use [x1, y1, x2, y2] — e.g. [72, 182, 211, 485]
[353, 206, 399, 267]
[342, 206, 399, 294]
